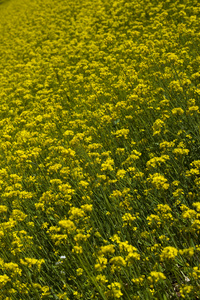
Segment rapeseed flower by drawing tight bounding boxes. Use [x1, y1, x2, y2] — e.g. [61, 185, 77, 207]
[0, 0, 200, 298]
[0, 274, 10, 289]
[148, 271, 166, 283]
[58, 220, 76, 232]
[160, 247, 178, 261]
[148, 173, 169, 190]
[105, 282, 123, 299]
[152, 119, 165, 136]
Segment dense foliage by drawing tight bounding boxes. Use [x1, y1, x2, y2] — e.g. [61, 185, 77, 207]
[0, 0, 200, 299]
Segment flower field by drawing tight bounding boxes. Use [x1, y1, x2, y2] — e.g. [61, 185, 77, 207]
[0, 0, 200, 298]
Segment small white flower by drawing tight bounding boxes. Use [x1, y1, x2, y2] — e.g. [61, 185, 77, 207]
[55, 255, 66, 265]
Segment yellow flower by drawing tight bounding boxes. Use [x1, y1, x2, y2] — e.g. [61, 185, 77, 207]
[148, 271, 166, 283]
[173, 142, 189, 156]
[0, 274, 10, 289]
[81, 204, 93, 212]
[99, 244, 115, 255]
[159, 235, 170, 242]
[187, 106, 200, 115]
[156, 204, 171, 213]
[79, 180, 89, 188]
[179, 285, 193, 298]
[116, 169, 126, 179]
[169, 80, 183, 93]
[72, 245, 83, 254]
[160, 246, 178, 261]
[109, 256, 126, 267]
[95, 255, 108, 272]
[148, 173, 169, 190]
[160, 141, 175, 150]
[122, 213, 137, 227]
[126, 251, 140, 265]
[147, 214, 161, 227]
[193, 202, 200, 212]
[69, 207, 85, 219]
[10, 209, 27, 222]
[41, 286, 50, 296]
[132, 275, 145, 285]
[106, 282, 123, 299]
[110, 234, 121, 243]
[101, 158, 115, 172]
[63, 130, 74, 137]
[182, 209, 197, 219]
[122, 150, 142, 166]
[146, 155, 169, 169]
[152, 119, 165, 135]
[3, 262, 22, 276]
[118, 241, 137, 253]
[173, 188, 184, 197]
[96, 274, 108, 284]
[179, 247, 194, 257]
[20, 258, 44, 271]
[116, 148, 125, 155]
[155, 204, 174, 222]
[76, 268, 83, 276]
[58, 219, 76, 233]
[74, 233, 89, 242]
[173, 148, 189, 155]
[0, 205, 8, 213]
[191, 266, 200, 279]
[172, 107, 184, 115]
[112, 129, 129, 139]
